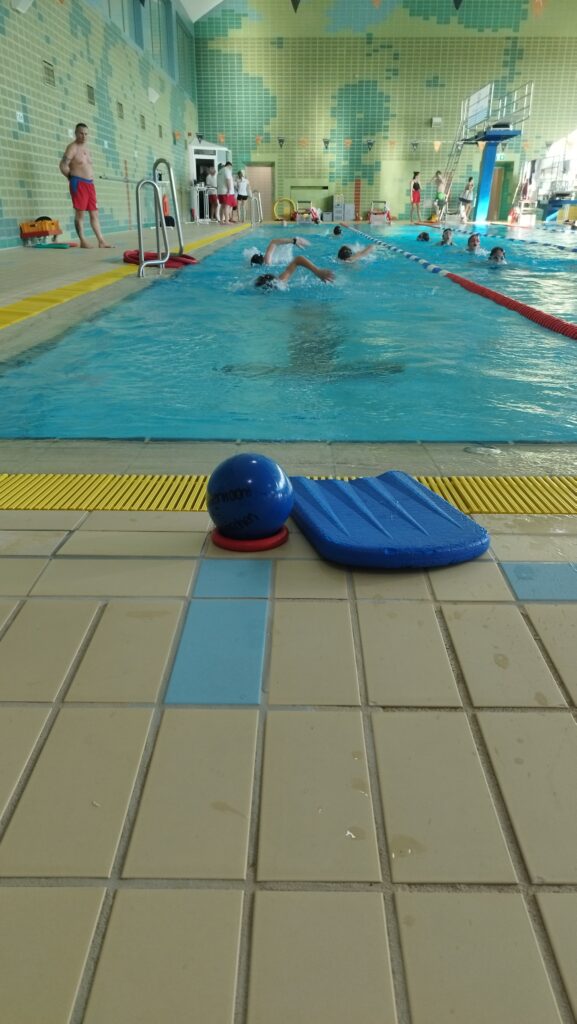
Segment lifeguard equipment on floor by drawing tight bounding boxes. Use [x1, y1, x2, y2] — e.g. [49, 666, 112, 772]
[368, 201, 392, 225]
[290, 471, 490, 569]
[123, 250, 198, 269]
[20, 217, 62, 244]
[273, 197, 296, 220]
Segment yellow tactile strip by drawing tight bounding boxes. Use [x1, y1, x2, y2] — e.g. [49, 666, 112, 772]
[0, 225, 249, 331]
[0, 473, 576, 514]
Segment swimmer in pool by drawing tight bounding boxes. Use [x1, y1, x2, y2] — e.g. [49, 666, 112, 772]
[417, 231, 430, 241]
[439, 228, 454, 246]
[467, 232, 481, 252]
[337, 244, 376, 262]
[251, 236, 310, 266]
[255, 254, 334, 289]
[333, 226, 342, 236]
[488, 246, 506, 263]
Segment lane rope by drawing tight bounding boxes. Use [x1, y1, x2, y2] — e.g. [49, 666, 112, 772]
[348, 226, 577, 341]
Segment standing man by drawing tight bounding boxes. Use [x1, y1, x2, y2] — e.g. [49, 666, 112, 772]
[216, 160, 235, 224]
[59, 123, 110, 248]
[205, 164, 219, 222]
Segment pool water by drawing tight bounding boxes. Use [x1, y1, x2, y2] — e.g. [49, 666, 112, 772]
[0, 224, 576, 442]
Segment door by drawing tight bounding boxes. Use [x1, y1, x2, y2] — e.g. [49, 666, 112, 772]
[488, 166, 504, 222]
[246, 164, 274, 220]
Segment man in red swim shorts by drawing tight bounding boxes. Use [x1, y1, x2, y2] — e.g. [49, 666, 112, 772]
[59, 123, 111, 248]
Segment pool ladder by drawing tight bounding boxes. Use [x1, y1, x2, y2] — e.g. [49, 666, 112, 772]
[135, 158, 185, 277]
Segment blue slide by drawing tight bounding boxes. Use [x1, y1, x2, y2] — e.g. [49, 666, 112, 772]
[290, 471, 490, 569]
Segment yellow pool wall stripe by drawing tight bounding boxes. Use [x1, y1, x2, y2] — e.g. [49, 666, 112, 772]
[0, 473, 576, 514]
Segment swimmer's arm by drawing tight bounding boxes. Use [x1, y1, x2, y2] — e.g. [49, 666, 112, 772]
[347, 244, 376, 262]
[59, 143, 76, 179]
[277, 255, 335, 283]
[263, 237, 309, 264]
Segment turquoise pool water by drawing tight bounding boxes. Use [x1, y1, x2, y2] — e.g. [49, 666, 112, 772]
[0, 224, 576, 441]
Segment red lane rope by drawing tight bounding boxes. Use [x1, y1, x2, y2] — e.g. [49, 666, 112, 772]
[445, 271, 577, 341]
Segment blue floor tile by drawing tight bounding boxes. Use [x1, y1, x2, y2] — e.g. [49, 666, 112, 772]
[165, 599, 268, 704]
[193, 558, 272, 598]
[501, 562, 577, 601]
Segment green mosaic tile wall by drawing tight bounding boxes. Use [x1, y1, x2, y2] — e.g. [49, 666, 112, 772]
[0, 0, 197, 249]
[195, 0, 577, 219]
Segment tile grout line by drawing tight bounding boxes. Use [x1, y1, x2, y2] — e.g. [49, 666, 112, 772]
[0, 600, 107, 844]
[435, 605, 577, 1024]
[348, 571, 414, 1024]
[520, 607, 577, 711]
[68, 562, 198, 1024]
[232, 562, 275, 1024]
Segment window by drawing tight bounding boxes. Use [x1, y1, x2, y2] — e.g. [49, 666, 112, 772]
[140, 114, 146, 130]
[117, 101, 124, 119]
[42, 61, 55, 86]
[86, 84, 95, 105]
[145, 0, 173, 74]
[158, 124, 163, 139]
[176, 16, 195, 98]
[108, 0, 126, 32]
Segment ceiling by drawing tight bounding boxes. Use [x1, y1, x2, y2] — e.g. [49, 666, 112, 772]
[179, 0, 223, 22]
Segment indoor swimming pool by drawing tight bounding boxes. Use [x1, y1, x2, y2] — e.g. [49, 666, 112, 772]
[0, 224, 575, 442]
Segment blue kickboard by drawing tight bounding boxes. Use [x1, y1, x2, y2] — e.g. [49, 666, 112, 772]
[290, 471, 490, 569]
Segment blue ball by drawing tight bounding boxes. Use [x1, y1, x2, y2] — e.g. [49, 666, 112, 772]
[207, 453, 294, 540]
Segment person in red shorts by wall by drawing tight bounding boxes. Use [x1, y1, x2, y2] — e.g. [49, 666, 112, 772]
[59, 123, 111, 248]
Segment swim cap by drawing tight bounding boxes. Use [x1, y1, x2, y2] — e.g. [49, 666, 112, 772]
[255, 273, 276, 289]
[333, 226, 342, 236]
[251, 253, 264, 266]
[338, 245, 353, 260]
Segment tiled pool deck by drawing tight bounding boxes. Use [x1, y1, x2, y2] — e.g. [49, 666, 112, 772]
[1, 228, 577, 1024]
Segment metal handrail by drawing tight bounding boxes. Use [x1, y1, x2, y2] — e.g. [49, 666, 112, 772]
[152, 158, 184, 254]
[135, 179, 170, 278]
[250, 191, 263, 225]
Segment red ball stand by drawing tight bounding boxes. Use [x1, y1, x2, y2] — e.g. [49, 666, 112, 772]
[211, 526, 290, 552]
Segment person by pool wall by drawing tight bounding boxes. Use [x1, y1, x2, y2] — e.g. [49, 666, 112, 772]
[0, 0, 198, 250]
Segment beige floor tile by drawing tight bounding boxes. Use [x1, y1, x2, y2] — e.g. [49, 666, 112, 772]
[247, 892, 396, 1024]
[274, 560, 348, 598]
[490, 534, 577, 562]
[525, 604, 577, 704]
[373, 712, 514, 882]
[0, 708, 151, 876]
[58, 530, 206, 557]
[206, 531, 316, 559]
[80, 510, 211, 531]
[429, 561, 513, 602]
[397, 892, 562, 1024]
[0, 600, 100, 701]
[0, 598, 17, 631]
[479, 712, 577, 882]
[30, 558, 195, 597]
[257, 710, 381, 881]
[0, 707, 50, 815]
[358, 602, 461, 706]
[268, 601, 359, 705]
[537, 894, 577, 1019]
[83, 890, 242, 1024]
[0, 531, 66, 556]
[443, 604, 564, 707]
[475, 514, 577, 535]
[0, 887, 105, 1024]
[66, 600, 182, 703]
[123, 709, 258, 878]
[0, 558, 48, 596]
[0, 510, 86, 530]
[353, 569, 430, 600]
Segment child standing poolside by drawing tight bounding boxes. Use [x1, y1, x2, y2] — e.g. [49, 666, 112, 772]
[410, 171, 422, 223]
